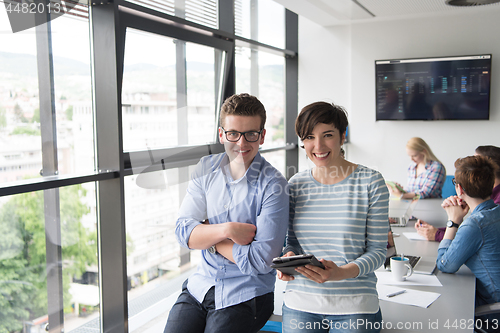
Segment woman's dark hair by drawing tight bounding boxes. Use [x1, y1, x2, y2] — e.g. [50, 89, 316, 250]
[295, 102, 348, 141]
[475, 145, 500, 179]
[454, 155, 498, 199]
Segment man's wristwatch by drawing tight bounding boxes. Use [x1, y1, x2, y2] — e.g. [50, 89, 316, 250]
[208, 245, 217, 254]
[446, 220, 459, 228]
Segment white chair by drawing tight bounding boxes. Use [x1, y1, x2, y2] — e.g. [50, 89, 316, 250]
[474, 302, 500, 333]
[475, 302, 500, 316]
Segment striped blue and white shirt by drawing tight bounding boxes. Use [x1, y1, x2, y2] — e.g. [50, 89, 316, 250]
[283, 165, 390, 315]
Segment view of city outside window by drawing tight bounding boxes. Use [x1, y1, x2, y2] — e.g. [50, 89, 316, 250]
[186, 42, 218, 145]
[235, 0, 285, 49]
[122, 29, 177, 151]
[122, 28, 219, 331]
[122, 29, 219, 151]
[0, 6, 101, 333]
[0, 11, 41, 184]
[1, 0, 292, 331]
[0, 185, 99, 333]
[0, 9, 95, 184]
[124, 166, 202, 332]
[235, 46, 286, 172]
[51, 14, 95, 175]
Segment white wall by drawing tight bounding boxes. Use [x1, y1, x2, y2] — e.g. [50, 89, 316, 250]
[298, 9, 500, 184]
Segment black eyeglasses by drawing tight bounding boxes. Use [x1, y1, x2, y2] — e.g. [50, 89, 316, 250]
[452, 178, 457, 186]
[221, 128, 263, 142]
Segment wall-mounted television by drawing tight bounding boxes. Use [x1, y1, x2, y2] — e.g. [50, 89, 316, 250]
[375, 54, 491, 120]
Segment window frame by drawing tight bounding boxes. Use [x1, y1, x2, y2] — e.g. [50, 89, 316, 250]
[0, 1, 298, 332]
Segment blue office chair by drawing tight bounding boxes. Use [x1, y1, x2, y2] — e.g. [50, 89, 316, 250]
[441, 175, 457, 198]
[259, 320, 282, 332]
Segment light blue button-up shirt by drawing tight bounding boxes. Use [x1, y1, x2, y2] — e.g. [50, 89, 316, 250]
[437, 200, 500, 308]
[175, 152, 289, 309]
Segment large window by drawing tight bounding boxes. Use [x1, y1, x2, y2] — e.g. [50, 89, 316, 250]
[51, 14, 94, 175]
[122, 29, 221, 151]
[235, 46, 285, 151]
[0, 11, 41, 184]
[124, 167, 203, 331]
[122, 29, 178, 151]
[0, 4, 100, 333]
[235, 0, 285, 48]
[0, 185, 98, 333]
[0, 1, 297, 332]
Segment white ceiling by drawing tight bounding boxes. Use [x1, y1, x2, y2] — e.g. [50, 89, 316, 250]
[273, 0, 500, 26]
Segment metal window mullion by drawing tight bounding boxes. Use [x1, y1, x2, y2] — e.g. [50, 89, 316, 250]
[176, 43, 188, 146]
[0, 171, 119, 197]
[218, 0, 235, 103]
[35, 6, 64, 333]
[213, 49, 227, 142]
[178, 165, 190, 267]
[214, 1, 231, 143]
[90, 3, 128, 333]
[250, 48, 258, 96]
[175, 0, 185, 17]
[249, 0, 258, 96]
[175, 0, 192, 266]
[284, 9, 298, 180]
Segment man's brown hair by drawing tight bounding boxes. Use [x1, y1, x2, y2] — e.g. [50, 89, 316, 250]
[475, 145, 500, 179]
[455, 155, 498, 199]
[220, 93, 266, 129]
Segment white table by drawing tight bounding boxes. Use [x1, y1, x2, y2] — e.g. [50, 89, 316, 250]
[271, 198, 476, 332]
[383, 198, 475, 332]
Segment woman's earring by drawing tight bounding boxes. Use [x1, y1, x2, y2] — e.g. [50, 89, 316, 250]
[340, 147, 345, 159]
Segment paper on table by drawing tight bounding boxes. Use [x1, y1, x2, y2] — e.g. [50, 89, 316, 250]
[377, 285, 441, 308]
[375, 271, 443, 287]
[403, 232, 428, 241]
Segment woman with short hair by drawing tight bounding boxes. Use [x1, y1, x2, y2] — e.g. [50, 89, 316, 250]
[278, 101, 389, 333]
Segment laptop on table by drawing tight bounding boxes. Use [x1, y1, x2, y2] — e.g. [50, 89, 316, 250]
[388, 199, 418, 227]
[385, 228, 437, 275]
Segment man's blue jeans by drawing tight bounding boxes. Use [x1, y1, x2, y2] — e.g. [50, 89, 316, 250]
[164, 280, 274, 333]
[282, 304, 382, 333]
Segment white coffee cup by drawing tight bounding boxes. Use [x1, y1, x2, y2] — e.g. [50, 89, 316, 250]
[390, 257, 413, 281]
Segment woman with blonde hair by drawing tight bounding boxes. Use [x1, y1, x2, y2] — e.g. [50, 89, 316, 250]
[388, 137, 445, 199]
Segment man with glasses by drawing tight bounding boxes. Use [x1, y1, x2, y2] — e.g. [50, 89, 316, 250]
[164, 93, 289, 333]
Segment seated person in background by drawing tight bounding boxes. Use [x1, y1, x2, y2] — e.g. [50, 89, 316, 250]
[387, 137, 445, 200]
[416, 145, 500, 241]
[436, 155, 500, 332]
[164, 93, 289, 333]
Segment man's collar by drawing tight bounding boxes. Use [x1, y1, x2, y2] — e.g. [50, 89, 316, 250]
[221, 152, 262, 184]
